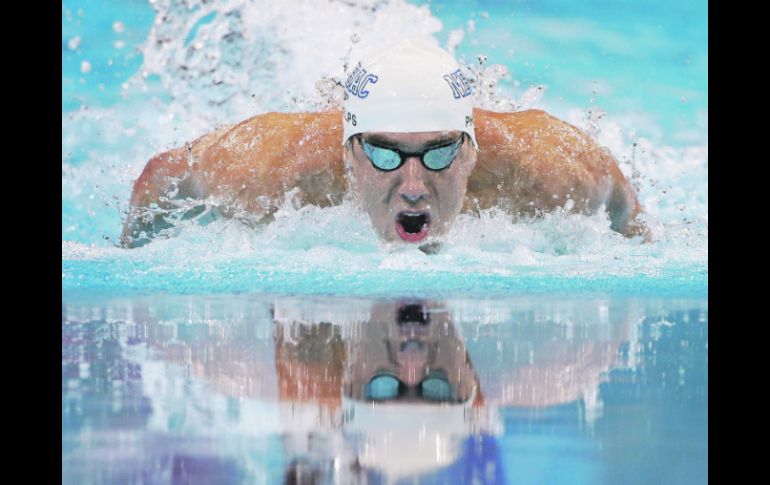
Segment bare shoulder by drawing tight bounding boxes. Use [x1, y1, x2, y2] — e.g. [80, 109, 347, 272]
[473, 108, 613, 178]
[124, 110, 347, 214]
[468, 108, 647, 238]
[192, 110, 346, 209]
[123, 110, 347, 247]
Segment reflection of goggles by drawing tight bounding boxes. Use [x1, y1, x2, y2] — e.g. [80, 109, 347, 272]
[358, 134, 465, 172]
[365, 372, 459, 402]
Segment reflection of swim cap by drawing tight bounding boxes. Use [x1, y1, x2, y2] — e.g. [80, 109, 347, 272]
[342, 397, 473, 479]
[342, 39, 477, 147]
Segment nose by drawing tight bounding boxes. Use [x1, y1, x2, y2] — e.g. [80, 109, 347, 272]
[397, 339, 428, 386]
[399, 157, 430, 204]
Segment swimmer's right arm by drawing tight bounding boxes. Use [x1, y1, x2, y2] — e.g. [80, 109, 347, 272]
[120, 146, 200, 247]
[121, 111, 347, 248]
[120, 118, 237, 248]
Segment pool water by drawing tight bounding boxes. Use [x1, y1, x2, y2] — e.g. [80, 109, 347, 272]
[62, 294, 707, 484]
[62, 0, 707, 483]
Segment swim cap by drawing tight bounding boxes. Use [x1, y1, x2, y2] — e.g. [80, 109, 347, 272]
[342, 39, 477, 147]
[341, 397, 473, 479]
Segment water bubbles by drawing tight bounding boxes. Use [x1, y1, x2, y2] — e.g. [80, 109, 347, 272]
[586, 106, 607, 140]
[299, 76, 346, 110]
[68, 36, 81, 50]
[80, 60, 92, 74]
[462, 57, 518, 112]
[113, 21, 125, 33]
[516, 84, 546, 110]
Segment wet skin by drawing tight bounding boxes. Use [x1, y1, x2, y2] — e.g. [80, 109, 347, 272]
[344, 131, 477, 243]
[121, 108, 649, 247]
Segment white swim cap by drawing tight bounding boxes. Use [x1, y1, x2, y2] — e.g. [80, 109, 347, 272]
[341, 397, 473, 479]
[342, 39, 477, 147]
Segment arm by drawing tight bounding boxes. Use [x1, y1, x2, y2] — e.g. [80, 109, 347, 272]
[467, 108, 649, 239]
[121, 111, 347, 247]
[120, 145, 201, 247]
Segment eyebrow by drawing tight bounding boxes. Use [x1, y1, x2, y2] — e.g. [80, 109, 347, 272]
[362, 133, 463, 151]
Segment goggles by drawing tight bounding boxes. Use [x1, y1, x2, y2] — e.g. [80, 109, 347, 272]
[358, 134, 465, 172]
[365, 373, 458, 402]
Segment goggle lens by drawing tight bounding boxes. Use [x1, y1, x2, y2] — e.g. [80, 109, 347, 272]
[423, 141, 462, 170]
[421, 377, 453, 401]
[360, 136, 463, 172]
[367, 375, 401, 400]
[362, 143, 402, 171]
[365, 374, 455, 401]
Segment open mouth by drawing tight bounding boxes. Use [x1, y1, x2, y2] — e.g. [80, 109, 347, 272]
[395, 211, 431, 242]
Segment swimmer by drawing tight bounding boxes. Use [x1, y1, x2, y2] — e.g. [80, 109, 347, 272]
[121, 39, 649, 249]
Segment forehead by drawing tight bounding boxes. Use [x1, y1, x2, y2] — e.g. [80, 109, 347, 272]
[362, 131, 463, 150]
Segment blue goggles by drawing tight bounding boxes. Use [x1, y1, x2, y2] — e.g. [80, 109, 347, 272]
[364, 373, 457, 402]
[358, 134, 465, 172]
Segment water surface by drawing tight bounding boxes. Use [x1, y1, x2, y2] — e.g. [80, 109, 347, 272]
[62, 294, 707, 484]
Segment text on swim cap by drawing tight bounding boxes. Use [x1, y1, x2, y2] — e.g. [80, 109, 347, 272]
[345, 62, 378, 99]
[443, 69, 472, 99]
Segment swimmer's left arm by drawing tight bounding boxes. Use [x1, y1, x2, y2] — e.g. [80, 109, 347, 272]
[470, 108, 651, 240]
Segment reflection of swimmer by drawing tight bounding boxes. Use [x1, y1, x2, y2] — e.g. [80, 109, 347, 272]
[339, 300, 488, 481]
[138, 297, 628, 414]
[122, 39, 649, 248]
[344, 301, 481, 405]
[274, 299, 495, 483]
[135, 297, 630, 482]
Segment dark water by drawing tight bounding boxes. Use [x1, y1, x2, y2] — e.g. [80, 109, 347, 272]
[62, 294, 707, 484]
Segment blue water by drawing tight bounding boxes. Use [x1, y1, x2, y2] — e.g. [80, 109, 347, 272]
[62, 0, 707, 145]
[62, 1, 707, 483]
[62, 294, 707, 484]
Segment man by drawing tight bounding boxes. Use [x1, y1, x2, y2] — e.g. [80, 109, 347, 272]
[121, 40, 648, 249]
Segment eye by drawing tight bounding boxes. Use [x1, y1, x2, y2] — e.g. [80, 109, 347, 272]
[423, 140, 462, 170]
[363, 142, 402, 171]
[366, 375, 401, 400]
[421, 377, 453, 401]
